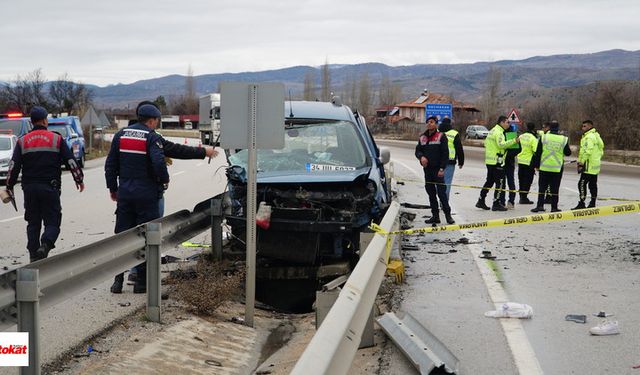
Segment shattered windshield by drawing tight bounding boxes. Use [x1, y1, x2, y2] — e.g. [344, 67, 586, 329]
[229, 120, 368, 173]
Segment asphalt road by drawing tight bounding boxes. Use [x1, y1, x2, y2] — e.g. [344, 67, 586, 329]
[0, 137, 228, 367]
[379, 141, 640, 375]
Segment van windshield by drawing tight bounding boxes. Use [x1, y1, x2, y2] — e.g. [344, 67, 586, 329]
[229, 120, 368, 174]
[0, 138, 12, 151]
[49, 125, 69, 137]
[0, 120, 22, 135]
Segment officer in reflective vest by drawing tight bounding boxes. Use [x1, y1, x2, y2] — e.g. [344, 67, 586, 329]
[500, 123, 520, 209]
[438, 118, 464, 200]
[105, 104, 169, 293]
[476, 116, 520, 211]
[516, 123, 539, 204]
[572, 120, 604, 209]
[531, 121, 571, 212]
[4, 106, 84, 262]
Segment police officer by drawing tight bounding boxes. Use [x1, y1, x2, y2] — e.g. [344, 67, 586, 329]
[105, 104, 169, 293]
[438, 118, 464, 200]
[531, 121, 571, 212]
[572, 120, 604, 209]
[500, 123, 520, 209]
[4, 106, 84, 262]
[416, 116, 454, 225]
[516, 122, 539, 204]
[476, 116, 520, 211]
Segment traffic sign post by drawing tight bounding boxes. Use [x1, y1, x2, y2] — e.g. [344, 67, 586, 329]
[220, 82, 285, 327]
[507, 108, 521, 124]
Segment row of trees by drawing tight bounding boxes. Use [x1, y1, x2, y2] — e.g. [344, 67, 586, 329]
[0, 69, 93, 115]
[303, 61, 402, 115]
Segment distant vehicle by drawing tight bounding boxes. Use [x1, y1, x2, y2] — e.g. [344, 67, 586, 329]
[184, 120, 193, 130]
[0, 116, 33, 137]
[466, 125, 490, 139]
[47, 116, 86, 167]
[48, 124, 86, 167]
[0, 134, 18, 184]
[198, 93, 220, 145]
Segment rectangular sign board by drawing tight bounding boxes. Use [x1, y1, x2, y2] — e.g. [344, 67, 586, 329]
[425, 103, 453, 124]
[220, 82, 285, 149]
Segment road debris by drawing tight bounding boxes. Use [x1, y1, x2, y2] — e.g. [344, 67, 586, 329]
[565, 314, 587, 324]
[589, 320, 620, 335]
[485, 303, 533, 318]
[593, 311, 614, 318]
[118, 302, 131, 307]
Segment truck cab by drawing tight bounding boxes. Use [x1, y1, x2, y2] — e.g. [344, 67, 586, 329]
[198, 93, 221, 145]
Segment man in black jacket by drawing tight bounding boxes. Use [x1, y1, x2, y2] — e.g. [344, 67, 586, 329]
[415, 116, 454, 225]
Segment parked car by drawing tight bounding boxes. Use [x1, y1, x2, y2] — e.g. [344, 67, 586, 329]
[0, 134, 18, 184]
[466, 124, 490, 139]
[0, 117, 33, 137]
[224, 99, 391, 311]
[48, 124, 86, 167]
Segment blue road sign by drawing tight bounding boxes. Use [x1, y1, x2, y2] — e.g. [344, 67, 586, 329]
[425, 103, 453, 124]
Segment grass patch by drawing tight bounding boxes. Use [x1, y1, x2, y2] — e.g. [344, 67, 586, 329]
[166, 258, 244, 316]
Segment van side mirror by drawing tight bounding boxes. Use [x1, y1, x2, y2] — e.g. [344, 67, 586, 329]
[379, 147, 391, 165]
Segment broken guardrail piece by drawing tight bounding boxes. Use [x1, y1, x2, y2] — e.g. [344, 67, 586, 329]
[377, 311, 459, 374]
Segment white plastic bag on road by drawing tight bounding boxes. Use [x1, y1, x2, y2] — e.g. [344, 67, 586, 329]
[485, 302, 533, 319]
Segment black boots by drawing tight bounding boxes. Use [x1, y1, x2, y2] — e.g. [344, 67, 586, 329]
[425, 215, 441, 226]
[491, 203, 507, 211]
[444, 212, 455, 224]
[531, 206, 546, 213]
[111, 273, 124, 294]
[588, 199, 597, 208]
[519, 197, 535, 204]
[476, 198, 490, 210]
[35, 241, 54, 260]
[572, 201, 586, 210]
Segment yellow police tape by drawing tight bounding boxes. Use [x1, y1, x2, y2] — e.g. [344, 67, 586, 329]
[372, 201, 640, 236]
[395, 177, 637, 202]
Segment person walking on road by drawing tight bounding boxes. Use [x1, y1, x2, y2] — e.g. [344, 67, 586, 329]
[438, 118, 464, 200]
[516, 122, 539, 204]
[416, 116, 454, 225]
[4, 106, 84, 262]
[476, 116, 520, 211]
[572, 120, 604, 209]
[531, 121, 571, 213]
[105, 104, 169, 294]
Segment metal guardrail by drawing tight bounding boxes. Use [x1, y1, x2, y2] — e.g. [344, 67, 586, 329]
[0, 196, 218, 374]
[291, 201, 400, 375]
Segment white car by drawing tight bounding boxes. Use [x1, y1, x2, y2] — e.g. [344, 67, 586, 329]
[465, 125, 490, 139]
[0, 134, 18, 184]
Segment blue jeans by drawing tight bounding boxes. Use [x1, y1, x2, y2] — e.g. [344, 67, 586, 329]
[443, 163, 456, 199]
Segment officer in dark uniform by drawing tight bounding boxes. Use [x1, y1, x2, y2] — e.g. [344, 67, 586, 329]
[105, 104, 169, 293]
[5, 106, 84, 262]
[415, 116, 454, 225]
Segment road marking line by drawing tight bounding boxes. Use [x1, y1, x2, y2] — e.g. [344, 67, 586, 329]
[172, 171, 185, 177]
[390, 158, 422, 179]
[0, 216, 22, 223]
[401, 159, 543, 374]
[563, 187, 578, 193]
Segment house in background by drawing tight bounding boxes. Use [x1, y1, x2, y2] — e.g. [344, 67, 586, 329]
[394, 90, 481, 131]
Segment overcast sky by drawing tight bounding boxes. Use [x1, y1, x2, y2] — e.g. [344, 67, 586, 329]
[1, 0, 638, 86]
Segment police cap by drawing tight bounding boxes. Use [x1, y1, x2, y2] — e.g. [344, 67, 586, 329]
[137, 104, 161, 118]
[30, 106, 48, 122]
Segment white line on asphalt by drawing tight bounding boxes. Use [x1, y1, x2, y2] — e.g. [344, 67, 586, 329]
[0, 216, 22, 223]
[172, 171, 185, 177]
[390, 158, 422, 179]
[563, 187, 579, 193]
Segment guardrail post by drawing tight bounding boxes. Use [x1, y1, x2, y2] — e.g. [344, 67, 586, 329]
[17, 268, 40, 375]
[145, 222, 162, 323]
[210, 197, 223, 261]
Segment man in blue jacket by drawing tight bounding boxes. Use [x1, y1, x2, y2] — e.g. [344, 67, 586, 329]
[105, 104, 169, 293]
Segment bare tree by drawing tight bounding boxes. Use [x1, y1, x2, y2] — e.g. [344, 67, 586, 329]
[321, 59, 331, 102]
[184, 65, 198, 114]
[357, 72, 372, 115]
[49, 73, 94, 115]
[303, 71, 316, 101]
[1, 69, 48, 113]
[480, 66, 502, 124]
[378, 73, 401, 107]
